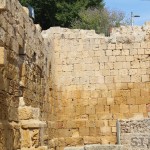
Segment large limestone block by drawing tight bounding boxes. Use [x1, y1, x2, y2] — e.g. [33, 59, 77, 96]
[32, 108, 40, 119]
[0, 27, 5, 46]
[21, 120, 47, 129]
[21, 129, 31, 148]
[0, 47, 4, 65]
[31, 129, 40, 148]
[83, 136, 101, 144]
[100, 126, 111, 135]
[0, 0, 6, 10]
[65, 137, 84, 146]
[35, 24, 42, 32]
[23, 7, 29, 16]
[13, 128, 21, 149]
[19, 107, 33, 120]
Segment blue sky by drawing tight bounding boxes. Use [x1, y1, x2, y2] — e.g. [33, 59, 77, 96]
[104, 0, 150, 26]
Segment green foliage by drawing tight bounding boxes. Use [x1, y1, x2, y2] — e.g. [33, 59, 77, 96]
[19, 0, 104, 30]
[108, 9, 125, 27]
[71, 8, 129, 34]
[55, 0, 104, 27]
[71, 9, 102, 33]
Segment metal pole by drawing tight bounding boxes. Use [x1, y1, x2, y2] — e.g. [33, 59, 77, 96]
[131, 12, 134, 26]
[131, 12, 140, 26]
[116, 119, 121, 145]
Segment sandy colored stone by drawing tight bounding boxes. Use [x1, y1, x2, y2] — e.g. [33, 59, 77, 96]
[19, 107, 33, 120]
[100, 126, 111, 135]
[21, 129, 31, 148]
[120, 105, 129, 113]
[0, 47, 4, 65]
[65, 137, 84, 146]
[79, 127, 89, 136]
[0, 0, 6, 10]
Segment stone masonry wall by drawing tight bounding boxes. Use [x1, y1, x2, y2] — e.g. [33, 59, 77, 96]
[0, 0, 150, 150]
[0, 0, 51, 149]
[43, 26, 150, 149]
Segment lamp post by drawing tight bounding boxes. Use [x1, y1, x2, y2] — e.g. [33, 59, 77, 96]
[131, 12, 140, 26]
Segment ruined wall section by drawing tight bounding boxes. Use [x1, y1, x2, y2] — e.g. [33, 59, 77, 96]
[45, 26, 150, 149]
[120, 119, 150, 150]
[0, 0, 51, 149]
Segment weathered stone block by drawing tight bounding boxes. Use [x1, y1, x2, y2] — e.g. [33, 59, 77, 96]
[83, 136, 101, 144]
[32, 108, 40, 119]
[110, 105, 120, 113]
[65, 137, 84, 146]
[79, 127, 89, 136]
[108, 44, 116, 50]
[97, 113, 112, 120]
[21, 120, 47, 129]
[13, 128, 21, 149]
[116, 43, 122, 49]
[120, 105, 129, 113]
[0, 0, 6, 10]
[19, 107, 33, 120]
[21, 129, 31, 148]
[58, 129, 72, 137]
[100, 126, 111, 135]
[31, 129, 39, 147]
[86, 106, 95, 115]
[0, 47, 4, 65]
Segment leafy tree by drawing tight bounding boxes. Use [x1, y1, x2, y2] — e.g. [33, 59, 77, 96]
[71, 8, 129, 34]
[19, 0, 104, 30]
[71, 8, 103, 33]
[55, 0, 104, 27]
[108, 9, 126, 27]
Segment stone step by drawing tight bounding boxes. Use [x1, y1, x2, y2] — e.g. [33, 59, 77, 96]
[21, 120, 47, 129]
[85, 144, 123, 150]
[64, 144, 123, 150]
[21, 146, 48, 150]
[64, 147, 84, 150]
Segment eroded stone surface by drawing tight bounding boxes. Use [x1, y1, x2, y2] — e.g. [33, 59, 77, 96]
[0, 47, 4, 65]
[120, 119, 150, 150]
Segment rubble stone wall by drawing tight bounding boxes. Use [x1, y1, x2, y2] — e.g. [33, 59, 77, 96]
[44, 26, 150, 149]
[120, 119, 150, 150]
[0, 0, 51, 149]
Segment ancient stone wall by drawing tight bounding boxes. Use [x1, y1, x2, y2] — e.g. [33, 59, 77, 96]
[0, 0, 150, 150]
[0, 0, 51, 149]
[43, 26, 150, 149]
